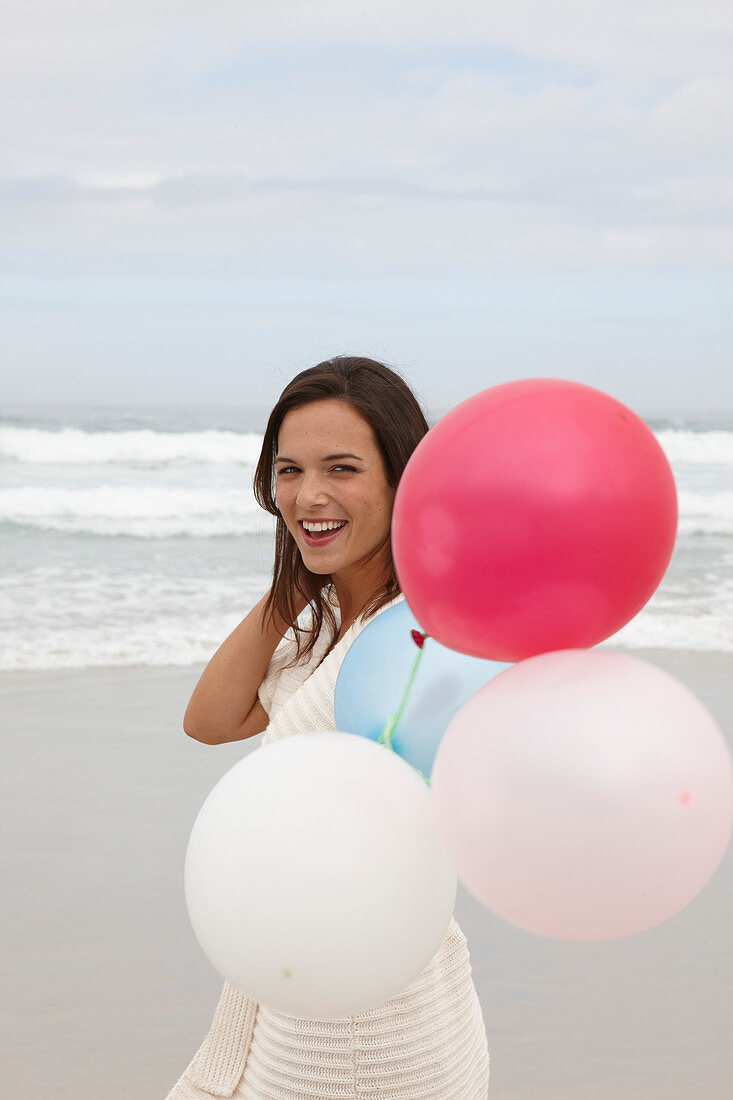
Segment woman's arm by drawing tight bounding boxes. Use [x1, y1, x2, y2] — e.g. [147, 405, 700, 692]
[183, 591, 303, 745]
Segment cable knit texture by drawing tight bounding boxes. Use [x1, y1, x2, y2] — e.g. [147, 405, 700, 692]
[167, 594, 489, 1100]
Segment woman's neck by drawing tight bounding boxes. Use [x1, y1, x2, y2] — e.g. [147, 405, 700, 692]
[331, 559, 389, 636]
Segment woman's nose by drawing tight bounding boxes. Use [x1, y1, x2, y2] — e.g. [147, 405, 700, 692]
[296, 473, 329, 508]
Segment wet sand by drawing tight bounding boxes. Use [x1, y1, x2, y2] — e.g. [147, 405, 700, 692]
[1, 649, 732, 1098]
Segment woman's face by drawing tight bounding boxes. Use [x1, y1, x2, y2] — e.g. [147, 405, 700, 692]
[275, 399, 395, 587]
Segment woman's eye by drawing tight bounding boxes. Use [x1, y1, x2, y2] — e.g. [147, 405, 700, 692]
[276, 464, 356, 475]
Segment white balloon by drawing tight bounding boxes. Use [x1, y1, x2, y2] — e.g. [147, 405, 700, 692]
[185, 731, 457, 1017]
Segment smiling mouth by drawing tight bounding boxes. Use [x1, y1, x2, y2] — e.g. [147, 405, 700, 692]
[299, 520, 347, 545]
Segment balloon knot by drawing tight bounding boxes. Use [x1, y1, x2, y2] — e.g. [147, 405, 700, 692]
[411, 630, 428, 649]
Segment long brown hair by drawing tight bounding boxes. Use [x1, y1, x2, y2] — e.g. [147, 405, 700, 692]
[253, 356, 429, 662]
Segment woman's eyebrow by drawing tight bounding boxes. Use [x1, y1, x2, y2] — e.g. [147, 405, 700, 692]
[275, 452, 364, 463]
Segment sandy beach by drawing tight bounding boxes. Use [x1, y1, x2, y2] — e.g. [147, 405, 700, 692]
[2, 648, 731, 1099]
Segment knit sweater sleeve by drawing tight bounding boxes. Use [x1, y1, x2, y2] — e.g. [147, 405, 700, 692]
[256, 630, 298, 716]
[256, 603, 321, 715]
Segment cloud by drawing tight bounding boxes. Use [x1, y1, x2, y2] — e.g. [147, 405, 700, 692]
[649, 76, 733, 145]
[1, 1, 732, 281]
[2, 1, 732, 80]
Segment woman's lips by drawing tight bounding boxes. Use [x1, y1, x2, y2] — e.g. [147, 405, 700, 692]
[298, 521, 348, 548]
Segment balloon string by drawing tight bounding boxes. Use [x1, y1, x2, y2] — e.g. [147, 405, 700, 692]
[378, 632, 430, 784]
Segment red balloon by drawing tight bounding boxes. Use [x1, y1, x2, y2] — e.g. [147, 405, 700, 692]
[391, 379, 678, 662]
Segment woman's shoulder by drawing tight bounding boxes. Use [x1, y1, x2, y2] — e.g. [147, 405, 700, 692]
[356, 591, 405, 631]
[258, 591, 404, 720]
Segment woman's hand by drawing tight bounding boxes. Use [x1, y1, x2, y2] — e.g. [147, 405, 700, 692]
[183, 589, 306, 745]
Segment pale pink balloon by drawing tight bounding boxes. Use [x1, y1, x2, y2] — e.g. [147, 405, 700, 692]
[431, 649, 733, 941]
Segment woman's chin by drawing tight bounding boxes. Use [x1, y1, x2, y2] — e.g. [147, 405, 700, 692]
[299, 546, 340, 575]
[304, 561, 333, 577]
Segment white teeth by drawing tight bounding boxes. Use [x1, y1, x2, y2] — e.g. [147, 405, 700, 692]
[302, 520, 346, 532]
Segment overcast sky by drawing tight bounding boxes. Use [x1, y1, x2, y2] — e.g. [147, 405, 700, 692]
[1, 1, 732, 420]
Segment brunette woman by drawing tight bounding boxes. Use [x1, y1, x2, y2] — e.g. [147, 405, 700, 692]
[168, 357, 489, 1099]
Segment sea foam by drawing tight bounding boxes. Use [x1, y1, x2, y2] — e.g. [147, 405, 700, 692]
[0, 486, 274, 538]
[655, 429, 733, 466]
[0, 426, 263, 466]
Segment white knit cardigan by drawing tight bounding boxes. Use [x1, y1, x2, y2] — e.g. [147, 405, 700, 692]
[167, 596, 490, 1100]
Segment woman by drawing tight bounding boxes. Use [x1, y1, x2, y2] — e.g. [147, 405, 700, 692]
[168, 357, 490, 1099]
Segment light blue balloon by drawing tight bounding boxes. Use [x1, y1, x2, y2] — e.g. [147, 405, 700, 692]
[335, 600, 509, 778]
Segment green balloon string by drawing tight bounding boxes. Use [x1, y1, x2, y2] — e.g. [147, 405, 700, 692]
[378, 633, 430, 785]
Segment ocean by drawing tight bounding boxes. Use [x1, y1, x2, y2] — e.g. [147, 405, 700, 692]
[1, 404, 732, 671]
